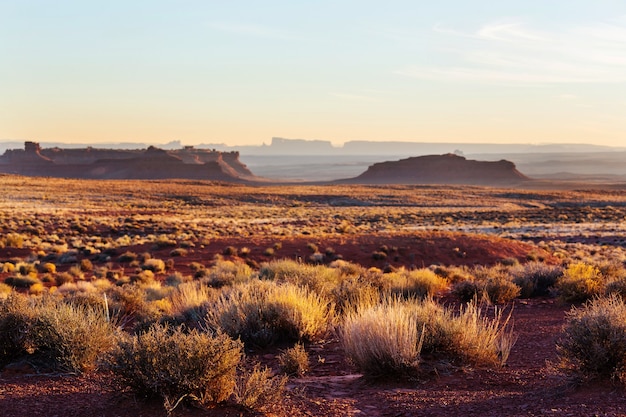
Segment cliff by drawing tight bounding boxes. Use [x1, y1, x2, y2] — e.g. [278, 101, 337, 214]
[339, 154, 529, 185]
[0, 143, 259, 182]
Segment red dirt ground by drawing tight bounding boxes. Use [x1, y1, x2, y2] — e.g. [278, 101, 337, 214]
[108, 231, 558, 277]
[1, 232, 601, 417]
[2, 298, 625, 417]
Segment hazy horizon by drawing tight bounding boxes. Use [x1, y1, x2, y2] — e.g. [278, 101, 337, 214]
[2, 1, 626, 147]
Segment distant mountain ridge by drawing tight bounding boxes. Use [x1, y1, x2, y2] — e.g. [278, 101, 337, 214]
[2, 137, 625, 157]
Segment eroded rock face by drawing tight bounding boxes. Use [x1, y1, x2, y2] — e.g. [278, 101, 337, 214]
[0, 142, 257, 181]
[342, 154, 529, 185]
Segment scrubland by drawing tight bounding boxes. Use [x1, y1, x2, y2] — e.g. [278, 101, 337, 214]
[2, 175, 626, 416]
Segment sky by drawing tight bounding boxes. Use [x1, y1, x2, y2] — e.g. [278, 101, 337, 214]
[1, 0, 626, 147]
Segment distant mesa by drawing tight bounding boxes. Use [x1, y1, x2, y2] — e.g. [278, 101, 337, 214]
[0, 142, 259, 182]
[338, 153, 530, 185]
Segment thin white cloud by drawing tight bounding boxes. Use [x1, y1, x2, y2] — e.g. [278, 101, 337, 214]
[399, 18, 626, 84]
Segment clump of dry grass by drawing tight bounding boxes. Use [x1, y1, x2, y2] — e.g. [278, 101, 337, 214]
[0, 295, 116, 373]
[204, 280, 334, 347]
[383, 268, 448, 299]
[557, 295, 626, 382]
[341, 297, 423, 378]
[259, 259, 341, 295]
[204, 260, 254, 288]
[340, 296, 515, 378]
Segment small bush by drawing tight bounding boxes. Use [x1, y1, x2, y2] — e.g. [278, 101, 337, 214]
[204, 260, 253, 288]
[118, 251, 138, 263]
[259, 259, 341, 295]
[108, 325, 242, 413]
[233, 363, 287, 411]
[512, 262, 562, 298]
[0, 282, 12, 299]
[483, 276, 520, 304]
[223, 246, 238, 256]
[557, 295, 626, 382]
[142, 258, 166, 274]
[169, 248, 188, 257]
[556, 263, 603, 303]
[384, 268, 448, 299]
[5, 275, 40, 289]
[452, 280, 482, 303]
[278, 343, 310, 376]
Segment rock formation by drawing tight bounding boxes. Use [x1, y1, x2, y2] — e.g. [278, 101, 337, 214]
[338, 153, 529, 185]
[0, 142, 258, 181]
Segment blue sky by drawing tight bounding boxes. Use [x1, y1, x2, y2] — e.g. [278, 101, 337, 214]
[1, 0, 626, 146]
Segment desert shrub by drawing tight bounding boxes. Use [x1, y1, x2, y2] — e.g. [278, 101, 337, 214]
[0, 282, 12, 299]
[259, 259, 341, 295]
[557, 295, 626, 382]
[164, 271, 191, 287]
[330, 274, 382, 314]
[452, 280, 482, 303]
[232, 363, 287, 411]
[278, 343, 310, 376]
[372, 251, 387, 261]
[2, 262, 16, 273]
[597, 261, 626, 281]
[108, 325, 242, 413]
[55, 272, 75, 286]
[204, 260, 253, 288]
[0, 295, 31, 367]
[604, 278, 626, 299]
[223, 246, 238, 256]
[68, 265, 84, 279]
[341, 298, 423, 377]
[204, 280, 333, 347]
[511, 262, 562, 298]
[17, 262, 37, 276]
[384, 268, 448, 299]
[118, 251, 138, 263]
[39, 262, 57, 274]
[446, 301, 516, 366]
[169, 282, 217, 323]
[341, 297, 515, 376]
[80, 258, 93, 272]
[5, 274, 40, 289]
[142, 258, 166, 273]
[556, 262, 603, 303]
[483, 276, 521, 304]
[0, 295, 115, 372]
[154, 235, 177, 248]
[169, 247, 188, 257]
[4, 233, 24, 248]
[106, 285, 161, 330]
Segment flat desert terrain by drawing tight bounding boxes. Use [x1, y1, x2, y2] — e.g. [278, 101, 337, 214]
[2, 175, 626, 416]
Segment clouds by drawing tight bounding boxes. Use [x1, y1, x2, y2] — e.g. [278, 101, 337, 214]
[396, 18, 626, 84]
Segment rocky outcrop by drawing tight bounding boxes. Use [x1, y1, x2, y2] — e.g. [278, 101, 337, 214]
[339, 154, 529, 185]
[0, 142, 259, 182]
